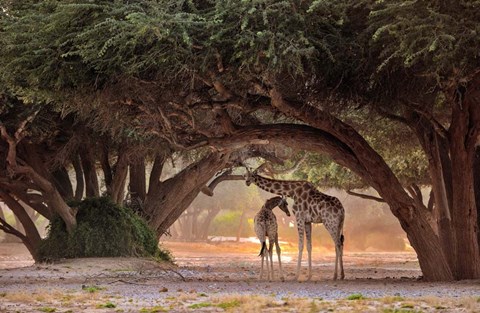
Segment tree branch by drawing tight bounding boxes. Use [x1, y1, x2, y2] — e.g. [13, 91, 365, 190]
[400, 99, 449, 139]
[200, 171, 245, 196]
[258, 155, 306, 177]
[0, 215, 26, 240]
[346, 190, 385, 203]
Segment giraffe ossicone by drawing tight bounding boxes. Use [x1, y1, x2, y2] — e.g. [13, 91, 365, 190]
[246, 169, 345, 281]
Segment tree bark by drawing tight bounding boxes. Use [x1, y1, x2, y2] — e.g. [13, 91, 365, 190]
[148, 154, 166, 196]
[0, 190, 42, 261]
[407, 111, 456, 271]
[0, 127, 77, 233]
[130, 158, 146, 202]
[110, 151, 129, 204]
[448, 89, 480, 279]
[145, 152, 230, 238]
[72, 154, 84, 201]
[100, 145, 113, 196]
[80, 146, 99, 197]
[52, 166, 74, 201]
[474, 147, 480, 248]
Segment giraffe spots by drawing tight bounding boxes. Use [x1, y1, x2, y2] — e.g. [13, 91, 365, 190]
[274, 183, 281, 189]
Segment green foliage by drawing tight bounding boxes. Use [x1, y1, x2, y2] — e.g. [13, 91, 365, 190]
[96, 301, 116, 309]
[368, 0, 480, 77]
[210, 210, 249, 237]
[217, 299, 241, 309]
[346, 293, 365, 300]
[38, 197, 172, 261]
[82, 285, 105, 293]
[188, 302, 212, 309]
[0, 0, 344, 100]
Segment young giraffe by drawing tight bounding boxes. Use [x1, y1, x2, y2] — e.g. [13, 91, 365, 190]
[246, 170, 345, 281]
[254, 196, 290, 281]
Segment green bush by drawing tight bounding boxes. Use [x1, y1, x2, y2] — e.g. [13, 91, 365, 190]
[38, 197, 171, 261]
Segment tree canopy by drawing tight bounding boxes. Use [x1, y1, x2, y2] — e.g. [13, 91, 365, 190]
[0, 0, 479, 281]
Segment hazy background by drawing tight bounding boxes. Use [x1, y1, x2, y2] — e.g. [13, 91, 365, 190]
[166, 181, 408, 252]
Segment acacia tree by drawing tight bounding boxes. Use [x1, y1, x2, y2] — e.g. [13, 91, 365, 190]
[1, 0, 479, 280]
[360, 0, 480, 279]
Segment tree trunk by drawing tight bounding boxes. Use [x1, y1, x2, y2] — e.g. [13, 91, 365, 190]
[474, 147, 480, 248]
[148, 154, 166, 196]
[448, 94, 480, 279]
[145, 153, 230, 238]
[80, 146, 99, 197]
[52, 166, 74, 200]
[236, 209, 247, 242]
[130, 158, 146, 202]
[100, 145, 113, 195]
[72, 154, 84, 201]
[110, 151, 129, 204]
[199, 207, 222, 241]
[0, 190, 42, 261]
[407, 112, 456, 272]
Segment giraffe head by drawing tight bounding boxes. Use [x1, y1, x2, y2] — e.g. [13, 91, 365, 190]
[244, 168, 256, 186]
[245, 163, 268, 186]
[264, 196, 290, 216]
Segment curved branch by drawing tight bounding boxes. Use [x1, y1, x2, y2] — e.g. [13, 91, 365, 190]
[206, 124, 366, 180]
[201, 172, 245, 196]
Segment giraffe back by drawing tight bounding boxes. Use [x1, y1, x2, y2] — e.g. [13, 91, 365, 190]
[292, 183, 345, 225]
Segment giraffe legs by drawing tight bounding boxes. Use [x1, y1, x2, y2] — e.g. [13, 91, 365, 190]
[268, 239, 274, 280]
[305, 222, 313, 281]
[259, 240, 274, 281]
[295, 220, 305, 281]
[259, 241, 267, 280]
[275, 234, 285, 281]
[326, 224, 345, 280]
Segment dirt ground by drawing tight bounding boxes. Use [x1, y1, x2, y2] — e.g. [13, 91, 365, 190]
[0, 242, 479, 312]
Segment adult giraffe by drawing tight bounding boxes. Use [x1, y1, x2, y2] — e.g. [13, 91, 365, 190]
[245, 169, 345, 281]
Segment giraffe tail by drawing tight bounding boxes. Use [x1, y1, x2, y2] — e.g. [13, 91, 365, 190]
[258, 242, 267, 256]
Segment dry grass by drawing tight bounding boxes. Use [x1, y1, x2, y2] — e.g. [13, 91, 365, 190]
[2, 289, 480, 313]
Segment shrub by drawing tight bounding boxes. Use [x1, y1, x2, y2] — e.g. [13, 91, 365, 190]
[38, 197, 171, 261]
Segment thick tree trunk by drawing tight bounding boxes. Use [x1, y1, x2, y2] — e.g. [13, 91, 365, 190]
[72, 155, 84, 201]
[110, 151, 129, 204]
[80, 146, 99, 197]
[0, 190, 42, 261]
[130, 158, 146, 202]
[148, 154, 166, 195]
[448, 94, 480, 279]
[145, 153, 230, 238]
[52, 166, 74, 200]
[199, 207, 222, 240]
[236, 209, 247, 242]
[474, 147, 480, 248]
[407, 112, 456, 272]
[100, 145, 113, 195]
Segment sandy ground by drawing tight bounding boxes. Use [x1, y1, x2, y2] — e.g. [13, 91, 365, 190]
[0, 242, 479, 312]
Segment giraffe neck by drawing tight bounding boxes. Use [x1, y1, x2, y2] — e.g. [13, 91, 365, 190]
[253, 175, 297, 197]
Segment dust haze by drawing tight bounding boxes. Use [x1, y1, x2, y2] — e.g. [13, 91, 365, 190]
[167, 181, 408, 252]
